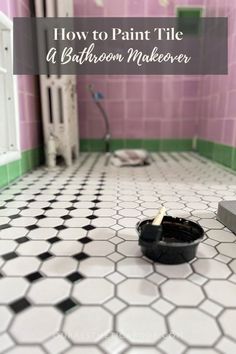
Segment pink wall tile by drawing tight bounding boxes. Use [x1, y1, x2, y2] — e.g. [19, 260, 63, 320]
[0, 0, 42, 152]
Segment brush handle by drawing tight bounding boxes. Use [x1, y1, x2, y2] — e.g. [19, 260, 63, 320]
[152, 207, 166, 226]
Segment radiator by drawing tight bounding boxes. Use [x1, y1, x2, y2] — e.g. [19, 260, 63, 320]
[34, 0, 79, 167]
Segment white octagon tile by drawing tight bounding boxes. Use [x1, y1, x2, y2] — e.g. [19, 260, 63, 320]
[84, 241, 115, 256]
[196, 243, 217, 258]
[118, 209, 141, 217]
[10, 307, 62, 343]
[50, 241, 83, 256]
[199, 219, 224, 229]
[41, 257, 77, 277]
[28, 228, 58, 240]
[117, 241, 142, 257]
[162, 280, 204, 306]
[217, 243, 236, 258]
[79, 257, 114, 277]
[63, 307, 112, 344]
[73, 279, 114, 304]
[126, 348, 161, 354]
[207, 230, 235, 243]
[118, 218, 140, 228]
[168, 308, 220, 346]
[117, 307, 166, 344]
[0, 278, 29, 303]
[219, 310, 236, 340]
[65, 347, 102, 354]
[58, 228, 87, 240]
[10, 217, 37, 227]
[100, 333, 128, 354]
[117, 258, 153, 277]
[0, 227, 28, 240]
[88, 228, 116, 240]
[193, 259, 231, 279]
[17, 241, 50, 256]
[0, 307, 12, 333]
[0, 240, 17, 255]
[118, 279, 159, 305]
[117, 228, 138, 241]
[92, 218, 116, 228]
[6, 346, 45, 354]
[2, 257, 40, 276]
[37, 218, 63, 228]
[204, 280, 236, 307]
[28, 278, 71, 304]
[185, 349, 218, 354]
[155, 263, 192, 278]
[216, 337, 236, 354]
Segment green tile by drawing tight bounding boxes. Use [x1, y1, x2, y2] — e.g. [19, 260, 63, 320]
[90, 139, 105, 152]
[110, 140, 125, 152]
[80, 139, 90, 152]
[21, 151, 30, 174]
[125, 139, 143, 149]
[213, 143, 233, 168]
[0, 165, 8, 189]
[8, 160, 21, 183]
[160, 139, 192, 152]
[142, 140, 160, 151]
[232, 147, 236, 171]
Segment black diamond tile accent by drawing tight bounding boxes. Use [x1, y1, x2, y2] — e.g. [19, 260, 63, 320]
[38, 252, 53, 261]
[55, 225, 68, 231]
[66, 272, 84, 283]
[43, 207, 53, 211]
[27, 199, 36, 203]
[73, 252, 89, 261]
[40, 188, 46, 191]
[27, 225, 39, 231]
[34, 193, 41, 196]
[54, 193, 62, 197]
[10, 214, 20, 219]
[10, 298, 31, 314]
[16, 237, 29, 244]
[2, 252, 18, 261]
[95, 193, 102, 197]
[36, 215, 46, 220]
[48, 237, 61, 244]
[62, 215, 72, 220]
[14, 193, 21, 196]
[92, 199, 101, 203]
[66, 207, 76, 211]
[79, 237, 93, 244]
[6, 199, 14, 202]
[70, 199, 77, 203]
[26, 271, 43, 283]
[75, 193, 82, 197]
[56, 298, 77, 313]
[90, 207, 99, 211]
[0, 272, 3, 278]
[87, 215, 98, 220]
[82, 225, 96, 231]
[19, 206, 28, 210]
[0, 224, 11, 230]
[49, 199, 57, 203]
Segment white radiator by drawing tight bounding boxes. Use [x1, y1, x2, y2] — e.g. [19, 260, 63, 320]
[34, 0, 79, 167]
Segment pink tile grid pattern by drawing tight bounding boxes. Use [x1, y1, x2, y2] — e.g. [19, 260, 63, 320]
[0, 0, 42, 151]
[75, 0, 235, 146]
[197, 2, 236, 147]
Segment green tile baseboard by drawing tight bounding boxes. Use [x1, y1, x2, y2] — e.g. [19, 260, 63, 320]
[80, 139, 193, 152]
[196, 139, 236, 170]
[0, 147, 44, 190]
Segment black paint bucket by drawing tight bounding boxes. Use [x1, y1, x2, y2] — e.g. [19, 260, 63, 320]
[137, 216, 204, 264]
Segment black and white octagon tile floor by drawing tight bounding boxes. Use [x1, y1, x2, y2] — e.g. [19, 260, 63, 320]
[1, 153, 236, 354]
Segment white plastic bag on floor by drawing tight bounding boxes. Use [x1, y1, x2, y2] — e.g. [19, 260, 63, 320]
[111, 149, 150, 167]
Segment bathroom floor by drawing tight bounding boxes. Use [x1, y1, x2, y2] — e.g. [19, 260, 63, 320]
[1, 153, 236, 354]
